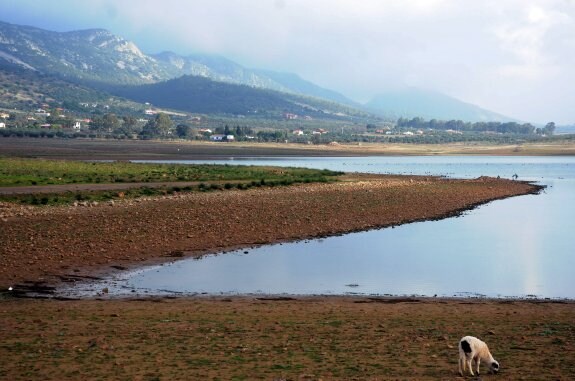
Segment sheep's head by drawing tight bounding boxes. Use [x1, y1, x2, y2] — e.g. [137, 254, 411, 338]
[489, 360, 500, 374]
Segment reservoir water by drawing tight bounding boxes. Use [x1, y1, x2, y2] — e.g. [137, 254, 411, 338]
[66, 156, 575, 299]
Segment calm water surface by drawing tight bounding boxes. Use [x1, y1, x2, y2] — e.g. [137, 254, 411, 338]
[66, 156, 575, 299]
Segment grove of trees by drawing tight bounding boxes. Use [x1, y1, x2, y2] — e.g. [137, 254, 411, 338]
[396, 117, 542, 135]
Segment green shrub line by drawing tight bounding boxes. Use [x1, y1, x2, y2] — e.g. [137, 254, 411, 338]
[0, 177, 337, 206]
[0, 157, 344, 188]
[0, 157, 344, 205]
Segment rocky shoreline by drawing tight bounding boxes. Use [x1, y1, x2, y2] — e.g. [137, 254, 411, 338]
[1, 174, 541, 292]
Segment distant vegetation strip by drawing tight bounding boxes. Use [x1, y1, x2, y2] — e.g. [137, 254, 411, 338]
[0, 158, 343, 187]
[0, 158, 344, 205]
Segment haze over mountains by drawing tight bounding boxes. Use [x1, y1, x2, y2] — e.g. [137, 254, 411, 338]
[365, 88, 517, 123]
[0, 20, 514, 122]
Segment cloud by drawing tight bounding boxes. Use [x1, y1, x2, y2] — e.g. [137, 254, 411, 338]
[492, 3, 572, 80]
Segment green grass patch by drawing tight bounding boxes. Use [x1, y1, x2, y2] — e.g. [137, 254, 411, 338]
[0, 157, 343, 187]
[0, 158, 344, 205]
[0, 158, 342, 187]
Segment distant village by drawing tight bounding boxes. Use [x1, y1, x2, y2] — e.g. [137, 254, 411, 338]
[0, 100, 561, 145]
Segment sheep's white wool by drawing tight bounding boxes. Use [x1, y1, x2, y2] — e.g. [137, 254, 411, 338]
[458, 336, 499, 376]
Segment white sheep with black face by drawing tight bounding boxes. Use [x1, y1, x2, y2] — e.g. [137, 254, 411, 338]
[458, 336, 500, 376]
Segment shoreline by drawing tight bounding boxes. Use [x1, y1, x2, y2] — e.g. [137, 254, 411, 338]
[2, 174, 542, 293]
[1, 136, 575, 159]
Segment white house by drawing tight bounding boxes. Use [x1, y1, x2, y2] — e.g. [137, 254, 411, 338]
[73, 121, 82, 130]
[210, 134, 235, 142]
[0, 122, 6, 129]
[292, 129, 304, 136]
[35, 109, 50, 117]
[210, 134, 225, 141]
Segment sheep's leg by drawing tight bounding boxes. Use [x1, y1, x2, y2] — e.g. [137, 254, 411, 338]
[467, 359, 475, 376]
[475, 357, 481, 375]
[459, 357, 464, 376]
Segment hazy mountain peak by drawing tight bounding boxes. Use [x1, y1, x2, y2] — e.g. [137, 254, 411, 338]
[366, 87, 516, 123]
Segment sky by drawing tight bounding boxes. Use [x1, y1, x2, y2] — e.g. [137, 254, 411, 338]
[1, 0, 574, 124]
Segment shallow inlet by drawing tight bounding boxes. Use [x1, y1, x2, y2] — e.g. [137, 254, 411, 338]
[59, 156, 575, 299]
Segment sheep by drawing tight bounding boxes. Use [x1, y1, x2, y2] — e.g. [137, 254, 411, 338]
[458, 335, 499, 376]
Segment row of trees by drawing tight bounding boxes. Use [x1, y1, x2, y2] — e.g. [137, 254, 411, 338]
[88, 113, 173, 137]
[395, 117, 556, 135]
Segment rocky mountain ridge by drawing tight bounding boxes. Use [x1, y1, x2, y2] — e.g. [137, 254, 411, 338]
[0, 20, 354, 105]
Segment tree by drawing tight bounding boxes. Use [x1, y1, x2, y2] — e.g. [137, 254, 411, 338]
[141, 113, 173, 137]
[235, 125, 244, 136]
[60, 116, 75, 129]
[89, 116, 105, 131]
[45, 109, 61, 125]
[89, 113, 119, 132]
[122, 116, 138, 130]
[102, 113, 120, 132]
[543, 122, 556, 135]
[176, 124, 193, 138]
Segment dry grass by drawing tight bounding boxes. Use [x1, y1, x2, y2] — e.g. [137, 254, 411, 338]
[0, 297, 573, 380]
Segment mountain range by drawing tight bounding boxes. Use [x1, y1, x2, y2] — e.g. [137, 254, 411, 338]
[0, 20, 513, 122]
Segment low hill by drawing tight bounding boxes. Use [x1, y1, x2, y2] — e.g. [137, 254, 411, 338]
[110, 75, 365, 119]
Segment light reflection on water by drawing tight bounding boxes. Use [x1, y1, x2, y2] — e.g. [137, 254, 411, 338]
[67, 156, 575, 299]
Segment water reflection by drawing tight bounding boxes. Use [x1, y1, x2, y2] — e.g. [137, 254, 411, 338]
[68, 157, 575, 299]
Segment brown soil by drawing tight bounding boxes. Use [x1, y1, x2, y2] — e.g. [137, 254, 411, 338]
[0, 297, 573, 380]
[0, 174, 540, 289]
[1, 137, 575, 159]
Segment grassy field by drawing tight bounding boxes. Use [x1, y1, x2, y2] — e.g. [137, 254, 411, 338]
[0, 158, 343, 205]
[0, 157, 342, 187]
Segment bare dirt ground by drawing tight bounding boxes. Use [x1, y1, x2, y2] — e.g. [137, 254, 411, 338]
[0, 297, 573, 380]
[1, 137, 575, 160]
[1, 138, 572, 380]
